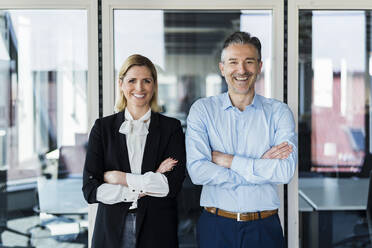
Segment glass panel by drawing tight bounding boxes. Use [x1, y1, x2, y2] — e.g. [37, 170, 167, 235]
[114, 10, 272, 126]
[114, 10, 272, 247]
[299, 11, 367, 174]
[299, 11, 369, 173]
[0, 10, 88, 180]
[298, 10, 372, 247]
[0, 10, 88, 246]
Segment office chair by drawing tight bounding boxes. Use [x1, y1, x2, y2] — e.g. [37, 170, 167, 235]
[332, 172, 372, 247]
[367, 170, 372, 246]
[0, 171, 35, 248]
[58, 145, 86, 178]
[28, 145, 88, 246]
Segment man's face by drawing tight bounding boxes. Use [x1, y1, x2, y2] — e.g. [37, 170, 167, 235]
[219, 43, 262, 96]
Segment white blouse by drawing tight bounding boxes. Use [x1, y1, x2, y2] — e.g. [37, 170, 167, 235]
[96, 108, 169, 208]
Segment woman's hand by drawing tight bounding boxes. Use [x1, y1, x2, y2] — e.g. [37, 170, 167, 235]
[104, 170, 127, 186]
[156, 158, 178, 173]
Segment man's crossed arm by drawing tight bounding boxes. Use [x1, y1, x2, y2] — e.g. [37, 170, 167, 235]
[212, 142, 293, 168]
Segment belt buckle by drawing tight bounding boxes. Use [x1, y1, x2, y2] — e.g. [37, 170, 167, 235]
[237, 213, 242, 222]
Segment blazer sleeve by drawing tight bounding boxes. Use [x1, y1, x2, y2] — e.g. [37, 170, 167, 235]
[162, 120, 186, 198]
[82, 118, 105, 203]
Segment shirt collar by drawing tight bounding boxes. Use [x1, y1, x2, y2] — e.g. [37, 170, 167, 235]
[125, 108, 151, 122]
[221, 92, 234, 110]
[250, 94, 262, 110]
[221, 92, 262, 111]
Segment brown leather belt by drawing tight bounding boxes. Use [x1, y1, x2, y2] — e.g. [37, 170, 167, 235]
[204, 207, 278, 222]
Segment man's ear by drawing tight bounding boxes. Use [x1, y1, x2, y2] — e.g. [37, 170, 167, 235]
[219, 62, 225, 77]
[258, 61, 263, 74]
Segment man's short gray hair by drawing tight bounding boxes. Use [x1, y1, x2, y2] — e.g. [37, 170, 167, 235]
[220, 31, 262, 62]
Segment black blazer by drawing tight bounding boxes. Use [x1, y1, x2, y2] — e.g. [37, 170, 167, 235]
[82, 110, 186, 248]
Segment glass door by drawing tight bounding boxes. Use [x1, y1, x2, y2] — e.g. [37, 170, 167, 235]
[102, 0, 284, 247]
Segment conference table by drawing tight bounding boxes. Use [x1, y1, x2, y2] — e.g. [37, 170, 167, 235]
[299, 193, 313, 212]
[299, 177, 369, 211]
[299, 177, 369, 247]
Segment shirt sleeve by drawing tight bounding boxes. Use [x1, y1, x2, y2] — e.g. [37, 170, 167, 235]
[230, 104, 298, 184]
[96, 183, 139, 205]
[126, 172, 169, 197]
[186, 101, 252, 190]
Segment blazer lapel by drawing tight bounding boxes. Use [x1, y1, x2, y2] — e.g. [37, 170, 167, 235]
[115, 110, 131, 173]
[141, 111, 160, 173]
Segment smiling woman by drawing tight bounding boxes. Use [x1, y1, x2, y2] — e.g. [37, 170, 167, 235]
[83, 54, 186, 248]
[120, 65, 155, 118]
[115, 54, 160, 114]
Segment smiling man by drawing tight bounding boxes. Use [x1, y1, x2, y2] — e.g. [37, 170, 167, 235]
[186, 32, 298, 248]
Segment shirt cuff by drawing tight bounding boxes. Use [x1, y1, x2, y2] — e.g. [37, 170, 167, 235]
[126, 173, 145, 194]
[121, 187, 139, 202]
[230, 155, 254, 177]
[126, 172, 169, 197]
[96, 183, 138, 204]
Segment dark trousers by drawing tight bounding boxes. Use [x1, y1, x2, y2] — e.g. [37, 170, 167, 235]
[121, 213, 136, 248]
[197, 209, 285, 248]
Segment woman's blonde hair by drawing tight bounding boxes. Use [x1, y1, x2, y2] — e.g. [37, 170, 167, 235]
[115, 54, 160, 112]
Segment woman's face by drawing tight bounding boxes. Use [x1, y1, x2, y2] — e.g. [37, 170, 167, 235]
[120, 65, 155, 110]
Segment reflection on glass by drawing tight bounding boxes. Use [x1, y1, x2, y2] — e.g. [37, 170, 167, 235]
[114, 10, 272, 126]
[299, 11, 368, 174]
[0, 10, 88, 181]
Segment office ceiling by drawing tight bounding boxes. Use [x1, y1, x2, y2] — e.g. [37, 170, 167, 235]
[164, 12, 241, 55]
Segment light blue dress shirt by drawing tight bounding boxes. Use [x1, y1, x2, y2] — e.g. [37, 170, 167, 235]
[186, 92, 297, 212]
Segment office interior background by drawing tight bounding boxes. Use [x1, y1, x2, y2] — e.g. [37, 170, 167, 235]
[1, 0, 372, 247]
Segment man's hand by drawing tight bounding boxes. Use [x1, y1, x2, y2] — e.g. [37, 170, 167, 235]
[261, 142, 293, 159]
[104, 170, 127, 186]
[156, 157, 178, 173]
[212, 151, 233, 168]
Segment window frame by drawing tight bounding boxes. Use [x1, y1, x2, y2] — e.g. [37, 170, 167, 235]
[0, 2, 98, 246]
[288, 0, 372, 247]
